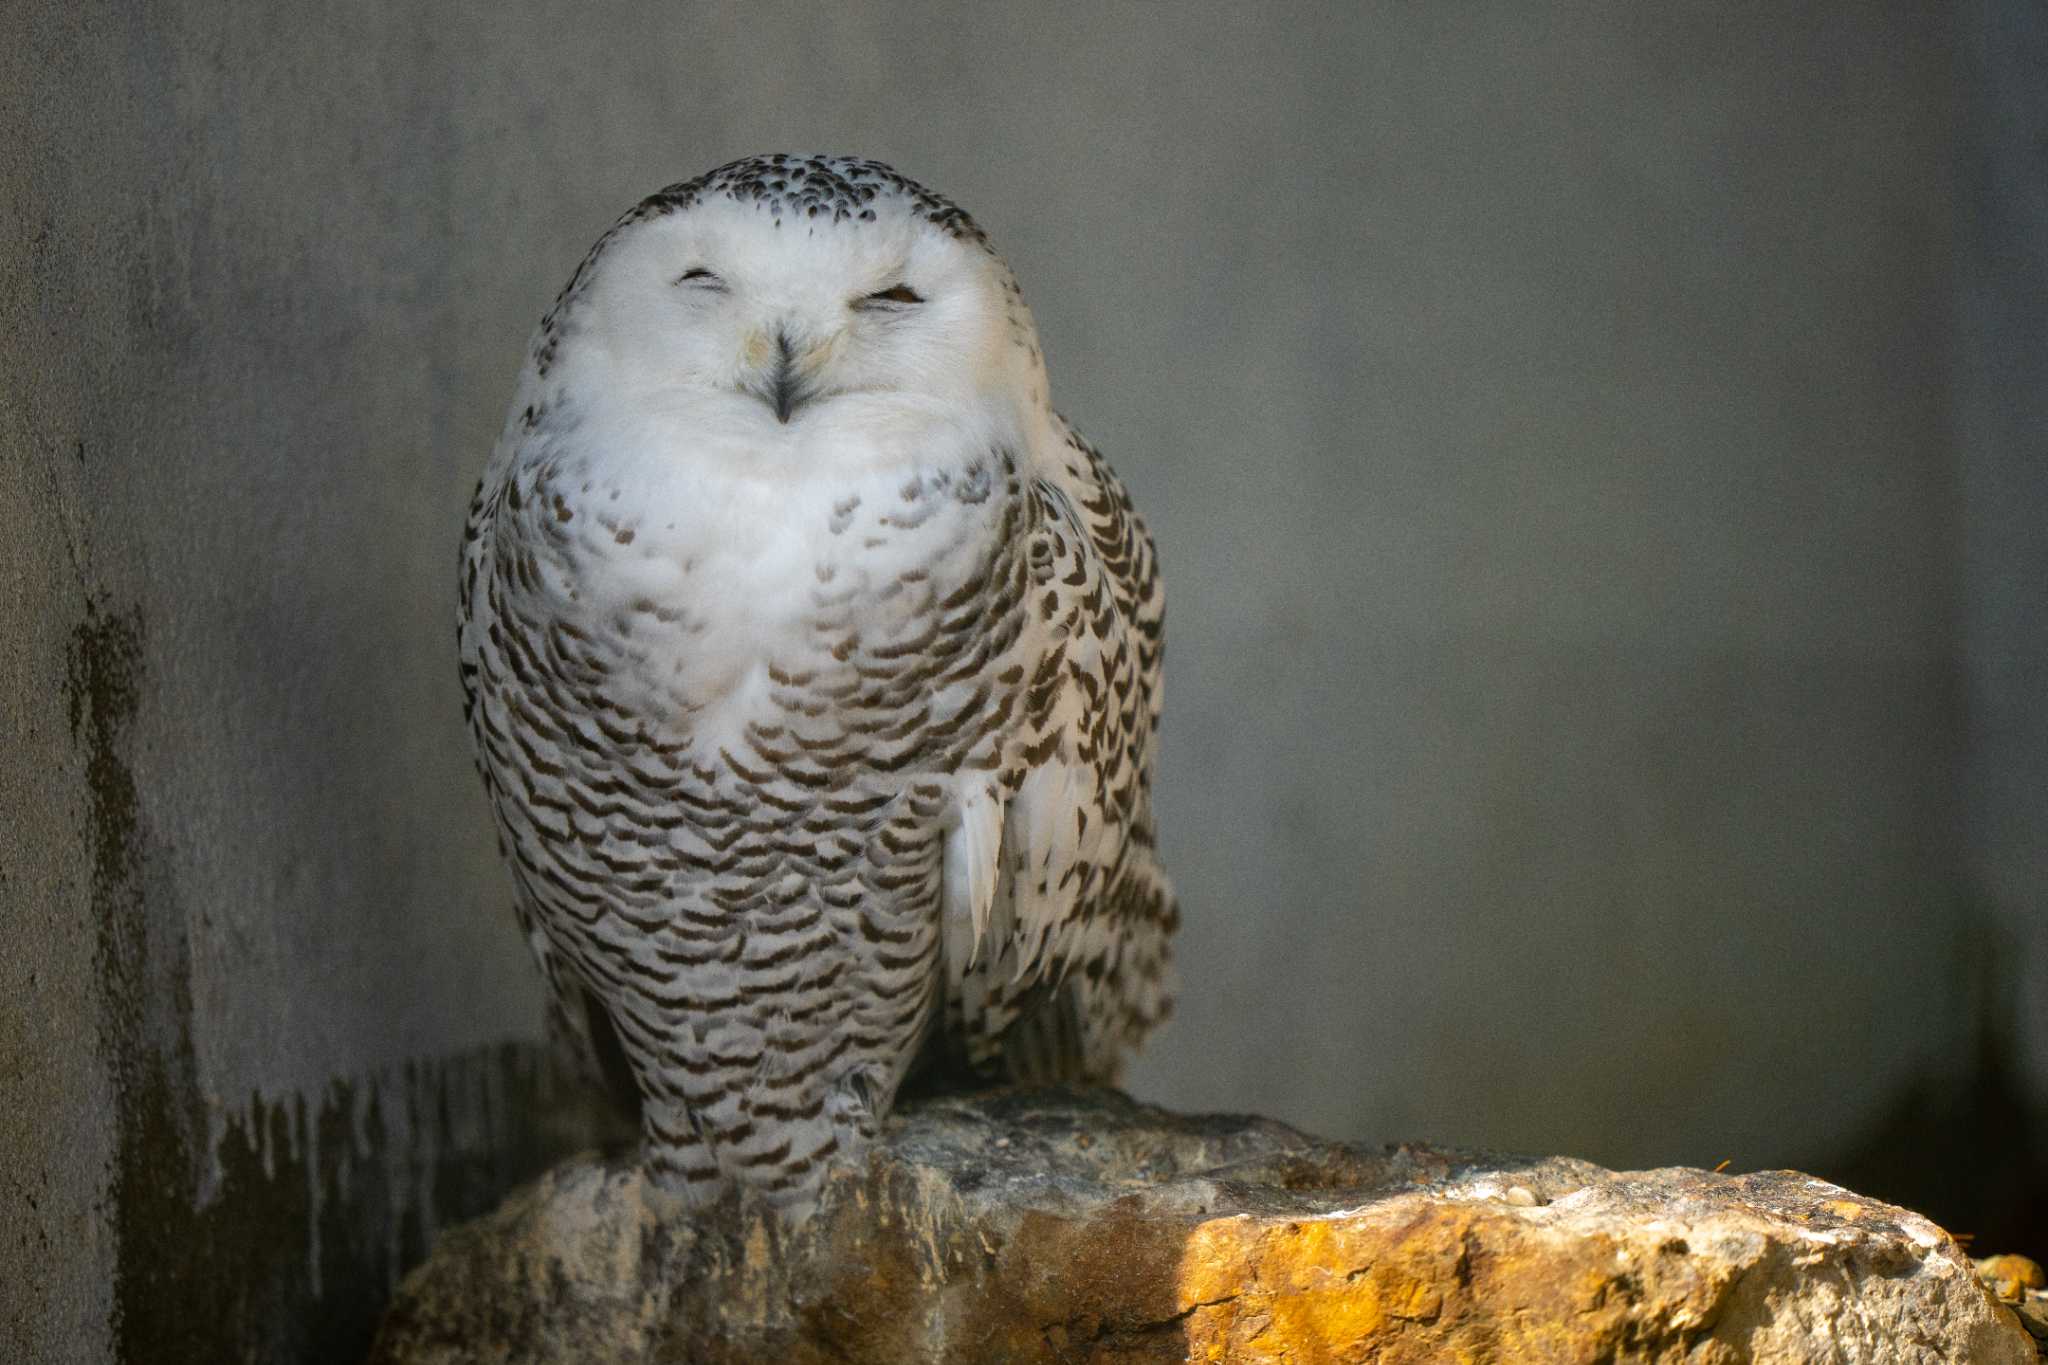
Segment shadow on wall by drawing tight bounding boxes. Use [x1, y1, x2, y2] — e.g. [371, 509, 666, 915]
[1821, 911, 2048, 1253]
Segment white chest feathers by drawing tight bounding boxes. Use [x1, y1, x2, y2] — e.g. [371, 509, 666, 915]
[496, 416, 1013, 742]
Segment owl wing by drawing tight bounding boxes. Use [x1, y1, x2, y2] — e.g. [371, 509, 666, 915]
[456, 412, 623, 1101]
[456, 371, 536, 761]
[943, 420, 1176, 1082]
[456, 471, 493, 744]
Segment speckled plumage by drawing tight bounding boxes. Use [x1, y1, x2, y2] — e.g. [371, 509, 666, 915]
[457, 155, 1175, 1206]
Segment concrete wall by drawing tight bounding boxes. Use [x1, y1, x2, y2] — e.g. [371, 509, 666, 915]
[2, 1, 2027, 1359]
[1958, 0, 2048, 1102]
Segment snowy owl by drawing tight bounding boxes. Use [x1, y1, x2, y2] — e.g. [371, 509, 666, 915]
[457, 154, 1176, 1205]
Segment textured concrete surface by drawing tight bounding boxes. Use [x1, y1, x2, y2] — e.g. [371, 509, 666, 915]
[368, 1089, 2035, 1364]
[0, 0, 2037, 1360]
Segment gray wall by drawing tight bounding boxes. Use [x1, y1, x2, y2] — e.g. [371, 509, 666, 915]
[1959, 0, 2048, 1102]
[2, 2, 2031, 1360]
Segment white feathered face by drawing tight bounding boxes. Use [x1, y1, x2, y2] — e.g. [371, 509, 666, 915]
[573, 193, 1038, 438]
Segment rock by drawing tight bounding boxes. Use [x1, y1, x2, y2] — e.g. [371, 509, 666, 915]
[1980, 1253, 2048, 1296]
[1979, 1255, 2048, 1349]
[367, 1088, 2034, 1364]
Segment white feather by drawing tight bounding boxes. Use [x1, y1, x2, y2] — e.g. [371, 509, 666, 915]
[943, 780, 1005, 982]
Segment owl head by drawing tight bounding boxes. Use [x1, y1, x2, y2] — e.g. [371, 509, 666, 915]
[540, 155, 1050, 447]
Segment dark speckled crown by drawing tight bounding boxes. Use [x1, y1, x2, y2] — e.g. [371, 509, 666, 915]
[633, 154, 991, 248]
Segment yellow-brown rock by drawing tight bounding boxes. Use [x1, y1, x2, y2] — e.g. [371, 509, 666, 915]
[1978, 1255, 2048, 1348]
[366, 1089, 2033, 1364]
[1980, 1253, 2048, 1299]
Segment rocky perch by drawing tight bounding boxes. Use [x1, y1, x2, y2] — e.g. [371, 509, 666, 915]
[368, 1088, 2034, 1363]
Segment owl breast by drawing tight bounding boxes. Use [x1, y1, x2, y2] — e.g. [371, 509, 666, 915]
[469, 429, 1033, 1201]
[505, 431, 1008, 751]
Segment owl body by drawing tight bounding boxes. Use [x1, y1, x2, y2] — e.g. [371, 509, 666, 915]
[459, 156, 1174, 1204]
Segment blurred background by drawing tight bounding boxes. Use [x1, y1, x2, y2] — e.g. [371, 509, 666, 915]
[5, 2, 2042, 1360]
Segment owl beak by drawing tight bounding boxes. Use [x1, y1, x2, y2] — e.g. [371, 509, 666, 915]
[742, 326, 827, 424]
[760, 329, 808, 424]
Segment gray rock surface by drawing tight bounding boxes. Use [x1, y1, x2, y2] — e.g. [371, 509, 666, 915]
[367, 1088, 2034, 1363]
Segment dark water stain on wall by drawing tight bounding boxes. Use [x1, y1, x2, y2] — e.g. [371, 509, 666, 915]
[115, 1042, 598, 1364]
[66, 597, 612, 1362]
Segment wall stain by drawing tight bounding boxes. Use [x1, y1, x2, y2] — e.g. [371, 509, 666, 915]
[66, 596, 614, 1361]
